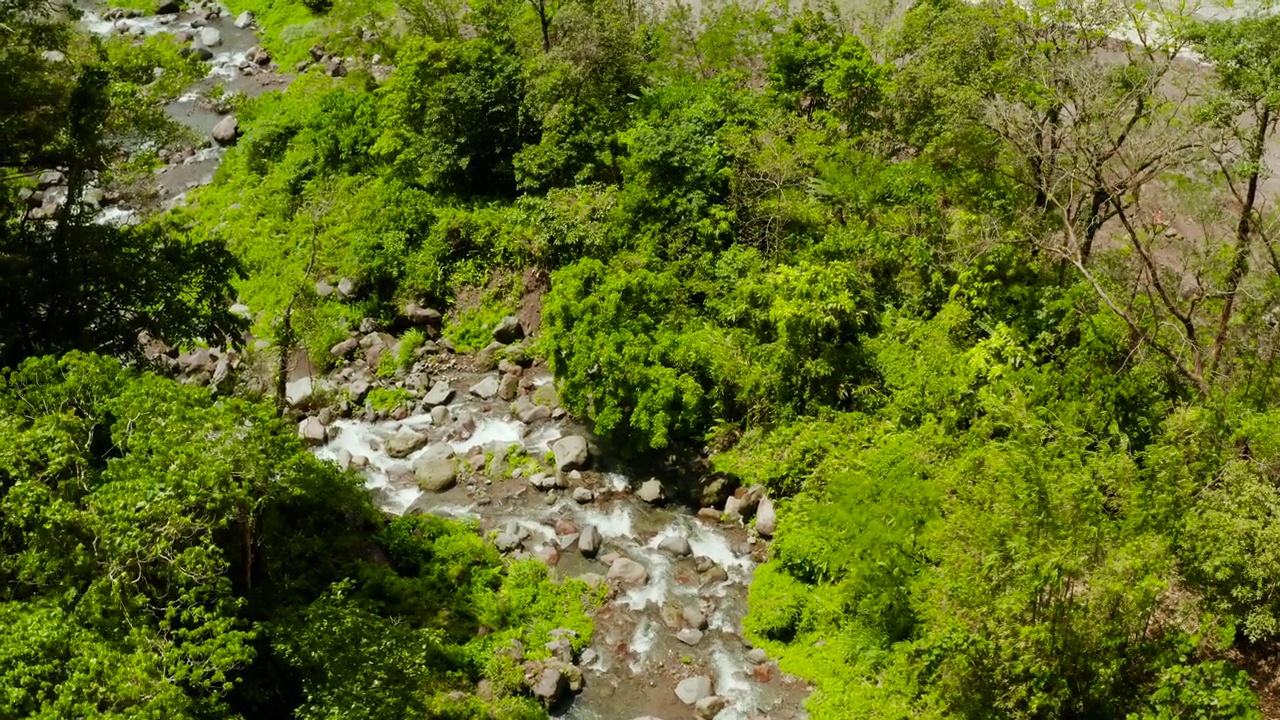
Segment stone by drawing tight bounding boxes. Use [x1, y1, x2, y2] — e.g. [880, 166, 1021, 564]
[386, 427, 429, 458]
[699, 473, 738, 508]
[495, 532, 522, 552]
[512, 396, 551, 424]
[683, 606, 708, 630]
[469, 375, 500, 399]
[326, 56, 347, 77]
[430, 405, 451, 426]
[531, 544, 560, 566]
[544, 637, 574, 663]
[331, 337, 359, 358]
[532, 667, 566, 706]
[554, 519, 579, 536]
[598, 552, 620, 566]
[572, 487, 594, 504]
[297, 417, 327, 446]
[723, 495, 745, 520]
[607, 558, 648, 587]
[578, 525, 601, 558]
[336, 449, 353, 471]
[211, 115, 238, 146]
[285, 376, 313, 407]
[580, 648, 598, 666]
[658, 535, 692, 557]
[194, 45, 214, 61]
[309, 43, 326, 60]
[746, 648, 768, 664]
[233, 9, 253, 27]
[414, 457, 457, 492]
[497, 373, 520, 401]
[199, 26, 221, 47]
[702, 565, 729, 584]
[675, 676, 714, 705]
[156, 0, 180, 14]
[756, 495, 776, 537]
[529, 473, 566, 491]
[348, 379, 371, 403]
[697, 507, 722, 522]
[492, 315, 523, 344]
[41, 49, 65, 63]
[676, 628, 704, 646]
[423, 380, 454, 406]
[337, 277, 355, 299]
[552, 435, 590, 472]
[695, 695, 727, 719]
[404, 302, 441, 326]
[636, 478, 664, 504]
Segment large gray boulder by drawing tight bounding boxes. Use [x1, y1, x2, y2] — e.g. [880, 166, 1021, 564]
[658, 535, 691, 557]
[469, 375, 500, 399]
[756, 495, 776, 537]
[512, 396, 551, 424]
[423, 380, 454, 406]
[211, 115, 238, 146]
[675, 676, 714, 705]
[386, 427, 429, 458]
[532, 667, 566, 706]
[676, 628, 703, 646]
[636, 478, 664, 504]
[607, 557, 648, 587]
[492, 315, 523, 344]
[297, 417, 327, 446]
[330, 337, 359, 359]
[579, 525, 601, 558]
[413, 457, 457, 492]
[552, 435, 590, 472]
[233, 10, 253, 27]
[403, 302, 441, 326]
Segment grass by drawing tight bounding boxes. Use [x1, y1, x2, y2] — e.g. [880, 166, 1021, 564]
[367, 387, 412, 412]
[221, 0, 327, 67]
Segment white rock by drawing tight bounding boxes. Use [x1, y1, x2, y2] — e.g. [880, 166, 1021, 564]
[675, 676, 714, 705]
[199, 26, 221, 47]
[552, 435, 590, 472]
[233, 10, 253, 27]
[756, 495, 776, 537]
[297, 417, 327, 446]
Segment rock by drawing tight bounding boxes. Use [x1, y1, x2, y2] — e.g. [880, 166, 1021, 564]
[756, 495, 776, 537]
[552, 435, 590, 472]
[337, 277, 356, 299]
[532, 384, 559, 407]
[475, 341, 505, 371]
[430, 405, 451, 426]
[495, 532, 522, 552]
[423, 380, 454, 406]
[607, 558, 648, 586]
[675, 676, 714, 705]
[676, 628, 704, 646]
[746, 648, 768, 664]
[492, 315, 523, 344]
[637, 478, 664, 504]
[699, 473, 738, 508]
[554, 518, 579, 536]
[572, 487, 594, 504]
[309, 43, 325, 60]
[695, 695, 727, 719]
[581, 648, 598, 666]
[336, 449, 353, 471]
[529, 473, 566, 491]
[512, 396, 551, 424]
[404, 302, 441, 326]
[348, 379, 371, 403]
[579, 525, 601, 558]
[469, 376, 500, 399]
[233, 9, 253, 27]
[386, 427, 429, 458]
[326, 56, 347, 77]
[683, 606, 708, 630]
[298, 417, 327, 446]
[697, 507, 722, 522]
[658, 535, 692, 557]
[544, 638, 574, 663]
[723, 495, 745, 520]
[211, 115, 238, 146]
[156, 0, 180, 14]
[532, 667, 566, 706]
[497, 373, 520, 401]
[413, 457, 457, 492]
[702, 565, 729, 584]
[531, 544, 560, 567]
[598, 552, 620, 566]
[199, 26, 221, 47]
[285, 376, 313, 406]
[194, 45, 213, 61]
[331, 337, 359, 358]
[41, 49, 65, 63]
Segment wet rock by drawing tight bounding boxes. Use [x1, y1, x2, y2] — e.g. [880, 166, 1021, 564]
[554, 518, 579, 536]
[697, 507, 722, 522]
[637, 478, 664, 503]
[351, 454, 369, 468]
[572, 487, 594, 503]
[702, 565, 729, 584]
[578, 525, 601, 558]
[683, 606, 708, 630]
[336, 449, 353, 471]
[695, 695, 727, 719]
[544, 637, 574, 663]
[469, 375, 500, 399]
[658, 535, 691, 557]
[404, 302, 441, 326]
[607, 557, 648, 586]
[431, 405, 451, 425]
[552, 435, 590, 472]
[723, 495, 745, 521]
[423, 380, 454, 406]
[756, 495, 776, 537]
[529, 472, 566, 491]
[298, 417, 327, 446]
[675, 676, 714, 705]
[746, 647, 768, 664]
[331, 337, 359, 359]
[386, 427, 429, 458]
[492, 315, 523, 343]
[233, 9, 253, 27]
[497, 373, 519, 401]
[676, 628, 704, 646]
[199, 26, 221, 47]
[580, 648, 598, 666]
[413, 457, 457, 492]
[532, 667, 566, 706]
[556, 532, 580, 551]
[211, 115, 238, 146]
[598, 552, 620, 566]
[512, 396, 551, 423]
[285, 376, 313, 407]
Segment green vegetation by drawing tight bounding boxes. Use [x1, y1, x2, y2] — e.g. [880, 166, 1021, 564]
[367, 385, 413, 411]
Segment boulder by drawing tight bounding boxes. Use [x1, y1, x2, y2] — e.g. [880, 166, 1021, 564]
[683, 606, 708, 630]
[413, 457, 457, 492]
[702, 565, 729, 584]
[578, 525, 601, 558]
[495, 532, 522, 552]
[337, 277, 356, 299]
[403, 302, 441, 326]
[658, 535, 692, 557]
[756, 495, 776, 537]
[723, 495, 745, 521]
[348, 379, 371, 404]
[532, 667, 566, 706]
[699, 473, 738, 508]
[297, 417, 327, 446]
[198, 26, 221, 47]
[512, 396, 551, 424]
[675, 676, 714, 705]
[529, 473, 566, 491]
[552, 435, 590, 472]
[469, 376, 500, 400]
[497, 373, 520, 401]
[676, 628, 704, 646]
[386, 428, 429, 458]
[326, 56, 347, 77]
[211, 115, 238, 146]
[285, 376, 313, 407]
[423, 380, 454, 406]
[746, 648, 768, 664]
[331, 337, 359, 359]
[636, 479, 664, 504]
[607, 557, 648, 587]
[544, 638, 574, 663]
[492, 315, 523, 344]
[695, 696, 727, 719]
[572, 487, 594, 504]
[430, 405, 451, 426]
[233, 9, 253, 27]
[194, 45, 214, 61]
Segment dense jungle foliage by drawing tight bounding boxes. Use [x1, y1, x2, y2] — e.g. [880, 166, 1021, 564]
[6, 0, 1280, 714]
